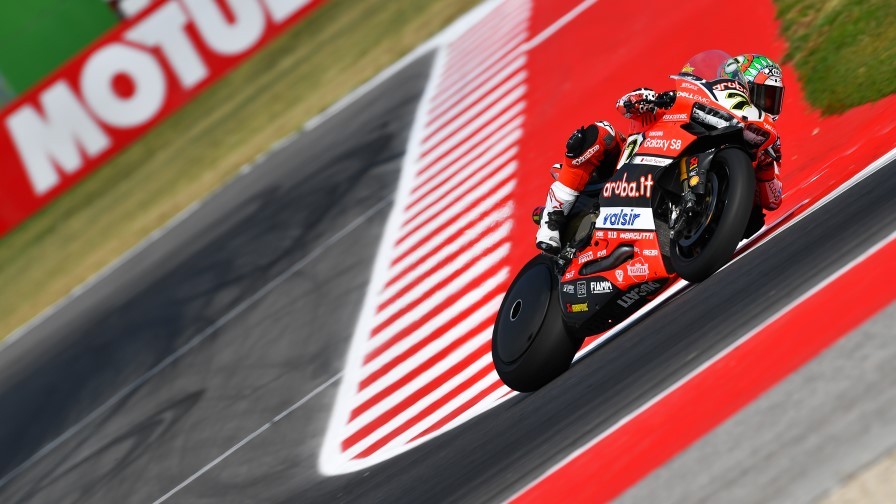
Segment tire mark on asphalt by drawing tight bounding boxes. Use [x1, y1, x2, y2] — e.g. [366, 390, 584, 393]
[0, 197, 392, 490]
[153, 373, 342, 503]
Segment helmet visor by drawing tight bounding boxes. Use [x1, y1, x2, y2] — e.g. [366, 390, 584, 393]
[751, 83, 784, 116]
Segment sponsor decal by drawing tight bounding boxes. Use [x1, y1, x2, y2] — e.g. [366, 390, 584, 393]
[577, 250, 594, 264]
[572, 144, 601, 166]
[602, 173, 654, 199]
[642, 248, 659, 257]
[619, 232, 654, 240]
[642, 138, 683, 151]
[595, 230, 605, 238]
[563, 284, 576, 294]
[680, 81, 702, 91]
[615, 270, 624, 282]
[564, 271, 575, 280]
[577, 281, 587, 298]
[617, 281, 663, 308]
[0, 0, 325, 237]
[764, 179, 783, 205]
[689, 175, 700, 187]
[662, 113, 689, 122]
[567, 303, 589, 313]
[599, 207, 655, 230]
[689, 156, 699, 169]
[647, 131, 663, 137]
[712, 80, 748, 94]
[590, 280, 613, 294]
[676, 91, 710, 103]
[602, 208, 642, 228]
[626, 257, 649, 281]
[633, 155, 672, 167]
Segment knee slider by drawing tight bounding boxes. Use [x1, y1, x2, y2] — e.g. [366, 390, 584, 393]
[565, 124, 600, 165]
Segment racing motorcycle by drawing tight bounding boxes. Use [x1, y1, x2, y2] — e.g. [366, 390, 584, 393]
[492, 50, 780, 392]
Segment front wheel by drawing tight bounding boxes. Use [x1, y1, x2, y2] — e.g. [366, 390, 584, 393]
[492, 255, 583, 392]
[670, 149, 755, 282]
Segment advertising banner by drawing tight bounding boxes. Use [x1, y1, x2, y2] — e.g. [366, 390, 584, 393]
[0, 0, 325, 236]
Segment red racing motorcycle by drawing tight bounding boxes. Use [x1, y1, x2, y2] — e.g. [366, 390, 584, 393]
[492, 51, 780, 392]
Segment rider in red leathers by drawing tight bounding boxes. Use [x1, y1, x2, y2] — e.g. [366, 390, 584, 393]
[536, 53, 785, 253]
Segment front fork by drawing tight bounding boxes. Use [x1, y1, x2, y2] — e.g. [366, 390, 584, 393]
[670, 154, 709, 239]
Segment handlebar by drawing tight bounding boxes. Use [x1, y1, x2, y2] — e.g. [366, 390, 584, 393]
[624, 91, 677, 112]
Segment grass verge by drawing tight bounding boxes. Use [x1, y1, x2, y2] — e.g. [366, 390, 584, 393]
[0, 0, 481, 340]
[774, 0, 896, 113]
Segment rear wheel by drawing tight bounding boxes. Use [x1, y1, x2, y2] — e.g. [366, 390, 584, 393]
[492, 255, 583, 392]
[670, 149, 755, 282]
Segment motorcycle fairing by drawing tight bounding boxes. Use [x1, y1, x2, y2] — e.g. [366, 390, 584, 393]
[557, 275, 669, 335]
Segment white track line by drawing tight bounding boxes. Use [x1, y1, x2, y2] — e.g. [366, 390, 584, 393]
[153, 373, 342, 504]
[401, 148, 518, 231]
[357, 297, 504, 405]
[415, 101, 526, 181]
[0, 197, 392, 490]
[366, 250, 510, 350]
[393, 164, 517, 256]
[387, 182, 517, 278]
[408, 115, 524, 203]
[521, 0, 600, 51]
[342, 351, 496, 459]
[421, 71, 527, 151]
[423, 57, 526, 135]
[362, 285, 506, 385]
[380, 203, 515, 302]
[372, 222, 511, 325]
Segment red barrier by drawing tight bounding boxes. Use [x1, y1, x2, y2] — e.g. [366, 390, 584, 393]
[0, 0, 326, 237]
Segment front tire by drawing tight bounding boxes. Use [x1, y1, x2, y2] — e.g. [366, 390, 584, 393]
[670, 149, 755, 282]
[492, 255, 583, 392]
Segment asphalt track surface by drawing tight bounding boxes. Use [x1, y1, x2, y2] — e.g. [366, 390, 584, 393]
[620, 302, 896, 503]
[0, 50, 894, 503]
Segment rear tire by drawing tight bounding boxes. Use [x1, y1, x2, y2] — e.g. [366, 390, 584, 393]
[492, 255, 583, 392]
[670, 149, 755, 282]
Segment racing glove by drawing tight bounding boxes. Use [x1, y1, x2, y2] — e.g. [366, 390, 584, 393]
[755, 160, 782, 211]
[755, 139, 783, 211]
[616, 88, 657, 119]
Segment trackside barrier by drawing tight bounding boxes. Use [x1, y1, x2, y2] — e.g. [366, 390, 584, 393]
[0, 0, 326, 237]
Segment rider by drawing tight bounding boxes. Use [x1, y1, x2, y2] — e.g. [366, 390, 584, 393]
[535, 53, 785, 253]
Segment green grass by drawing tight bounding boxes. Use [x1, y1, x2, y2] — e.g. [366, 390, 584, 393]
[0, 0, 481, 339]
[775, 0, 896, 113]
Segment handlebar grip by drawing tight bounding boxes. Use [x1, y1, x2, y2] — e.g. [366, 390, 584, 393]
[651, 92, 674, 109]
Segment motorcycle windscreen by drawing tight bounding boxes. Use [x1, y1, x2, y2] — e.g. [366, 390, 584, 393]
[679, 49, 747, 87]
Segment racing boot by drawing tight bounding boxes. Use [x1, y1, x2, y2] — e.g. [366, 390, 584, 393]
[535, 180, 579, 254]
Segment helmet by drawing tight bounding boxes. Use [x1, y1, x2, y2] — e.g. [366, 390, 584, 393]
[733, 54, 784, 117]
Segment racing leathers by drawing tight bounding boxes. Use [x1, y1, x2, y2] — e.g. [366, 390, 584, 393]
[535, 88, 783, 253]
[535, 120, 626, 252]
